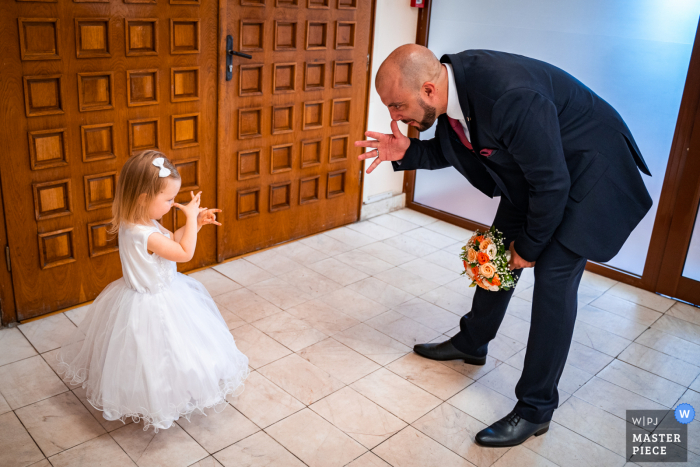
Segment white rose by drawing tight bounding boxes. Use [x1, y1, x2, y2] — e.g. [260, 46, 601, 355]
[488, 285, 500, 292]
[486, 243, 498, 260]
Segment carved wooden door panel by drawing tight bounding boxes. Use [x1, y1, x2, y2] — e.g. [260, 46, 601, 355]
[0, 0, 219, 321]
[218, 0, 371, 259]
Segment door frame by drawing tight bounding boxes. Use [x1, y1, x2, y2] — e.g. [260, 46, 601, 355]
[215, 0, 377, 263]
[403, 1, 700, 297]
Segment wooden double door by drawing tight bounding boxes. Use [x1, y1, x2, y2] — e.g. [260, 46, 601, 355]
[0, 0, 371, 323]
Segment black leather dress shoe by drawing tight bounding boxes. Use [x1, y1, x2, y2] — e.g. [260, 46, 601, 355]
[413, 339, 486, 365]
[475, 411, 550, 447]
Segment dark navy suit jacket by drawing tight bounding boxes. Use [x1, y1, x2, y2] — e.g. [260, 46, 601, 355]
[392, 50, 653, 263]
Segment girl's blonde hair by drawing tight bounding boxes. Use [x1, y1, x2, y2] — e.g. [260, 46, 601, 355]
[110, 150, 180, 234]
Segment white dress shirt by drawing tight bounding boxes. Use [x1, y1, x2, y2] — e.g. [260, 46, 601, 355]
[444, 63, 471, 143]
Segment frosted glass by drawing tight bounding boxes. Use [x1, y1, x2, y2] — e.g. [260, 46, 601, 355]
[414, 0, 699, 275]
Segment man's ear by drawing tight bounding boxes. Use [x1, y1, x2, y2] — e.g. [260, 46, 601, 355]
[422, 82, 437, 100]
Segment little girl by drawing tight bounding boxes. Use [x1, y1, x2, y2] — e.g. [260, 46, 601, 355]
[58, 150, 249, 431]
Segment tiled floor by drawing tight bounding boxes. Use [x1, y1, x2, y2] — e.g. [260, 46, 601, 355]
[1, 208, 699, 467]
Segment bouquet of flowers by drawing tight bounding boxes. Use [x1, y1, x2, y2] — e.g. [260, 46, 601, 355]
[460, 227, 517, 291]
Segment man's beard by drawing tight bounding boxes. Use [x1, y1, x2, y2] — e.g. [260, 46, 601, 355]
[403, 98, 437, 132]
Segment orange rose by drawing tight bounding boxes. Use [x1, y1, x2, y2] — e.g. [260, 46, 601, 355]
[477, 252, 489, 265]
[471, 266, 480, 277]
[463, 260, 468, 271]
[475, 235, 485, 243]
[479, 238, 493, 251]
[479, 263, 496, 278]
[491, 274, 501, 286]
[467, 248, 478, 263]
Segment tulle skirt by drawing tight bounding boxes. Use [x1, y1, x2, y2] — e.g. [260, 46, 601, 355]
[57, 273, 249, 431]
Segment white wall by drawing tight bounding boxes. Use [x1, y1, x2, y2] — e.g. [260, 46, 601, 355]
[361, 0, 418, 207]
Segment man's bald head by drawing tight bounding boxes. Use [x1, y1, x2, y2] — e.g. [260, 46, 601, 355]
[376, 44, 441, 94]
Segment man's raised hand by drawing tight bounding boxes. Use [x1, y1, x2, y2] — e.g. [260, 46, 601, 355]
[354, 120, 411, 174]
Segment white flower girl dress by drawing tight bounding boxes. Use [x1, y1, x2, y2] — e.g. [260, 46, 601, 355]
[58, 220, 249, 430]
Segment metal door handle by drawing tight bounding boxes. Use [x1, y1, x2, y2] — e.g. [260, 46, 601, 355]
[226, 35, 252, 81]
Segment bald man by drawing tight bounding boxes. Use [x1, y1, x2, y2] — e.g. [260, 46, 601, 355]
[356, 45, 652, 447]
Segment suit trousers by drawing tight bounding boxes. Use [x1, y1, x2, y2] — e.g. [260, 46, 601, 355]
[451, 197, 587, 424]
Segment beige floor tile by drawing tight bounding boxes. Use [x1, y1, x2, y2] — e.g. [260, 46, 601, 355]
[577, 284, 605, 307]
[386, 353, 473, 400]
[335, 249, 395, 276]
[504, 296, 532, 322]
[252, 311, 327, 351]
[189, 269, 242, 297]
[635, 328, 700, 366]
[580, 270, 618, 293]
[690, 374, 700, 393]
[111, 421, 207, 467]
[0, 328, 37, 367]
[524, 422, 626, 467]
[230, 371, 304, 428]
[393, 297, 460, 334]
[27, 460, 51, 467]
[18, 314, 76, 354]
[424, 219, 473, 241]
[369, 213, 420, 233]
[318, 288, 388, 322]
[247, 277, 312, 310]
[190, 456, 224, 467]
[498, 315, 530, 344]
[278, 267, 342, 299]
[287, 300, 360, 335]
[572, 320, 632, 357]
[215, 288, 282, 323]
[372, 426, 472, 467]
[298, 338, 381, 385]
[440, 356, 503, 382]
[443, 276, 478, 298]
[414, 403, 511, 467]
[310, 386, 406, 449]
[374, 267, 440, 296]
[266, 408, 366, 467]
[213, 259, 274, 287]
[487, 334, 526, 362]
[447, 382, 515, 426]
[389, 209, 438, 227]
[275, 240, 330, 266]
[558, 364, 594, 395]
[351, 368, 441, 423]
[346, 220, 400, 241]
[333, 323, 411, 366]
[214, 431, 306, 467]
[40, 348, 64, 376]
[421, 286, 475, 316]
[366, 311, 441, 348]
[0, 355, 67, 409]
[514, 285, 534, 302]
[618, 342, 700, 387]
[300, 233, 355, 256]
[244, 249, 304, 276]
[358, 242, 417, 266]
[565, 341, 614, 375]
[597, 359, 686, 407]
[606, 283, 675, 313]
[382, 234, 440, 258]
[324, 226, 376, 248]
[0, 411, 45, 467]
[517, 268, 536, 287]
[346, 451, 392, 467]
[16, 392, 104, 457]
[422, 249, 466, 274]
[491, 445, 557, 467]
[404, 227, 457, 249]
[577, 305, 649, 340]
[0, 391, 10, 415]
[219, 308, 247, 331]
[48, 433, 136, 467]
[478, 363, 520, 401]
[308, 258, 369, 286]
[676, 387, 700, 408]
[652, 315, 700, 346]
[64, 306, 89, 327]
[347, 277, 415, 308]
[177, 405, 259, 453]
[666, 301, 700, 326]
[574, 377, 667, 420]
[229, 325, 292, 369]
[552, 396, 632, 457]
[258, 354, 344, 405]
[73, 386, 132, 432]
[589, 294, 662, 326]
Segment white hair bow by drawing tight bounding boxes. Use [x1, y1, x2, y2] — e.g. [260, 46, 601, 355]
[152, 157, 171, 177]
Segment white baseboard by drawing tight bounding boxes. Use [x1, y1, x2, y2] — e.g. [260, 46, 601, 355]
[360, 193, 406, 220]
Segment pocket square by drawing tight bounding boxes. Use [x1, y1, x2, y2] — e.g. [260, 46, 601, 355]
[480, 148, 494, 157]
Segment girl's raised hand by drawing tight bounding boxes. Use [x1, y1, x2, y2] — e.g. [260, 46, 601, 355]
[197, 208, 222, 227]
[173, 191, 202, 219]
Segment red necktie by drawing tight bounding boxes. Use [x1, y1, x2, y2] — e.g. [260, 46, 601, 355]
[448, 117, 473, 151]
